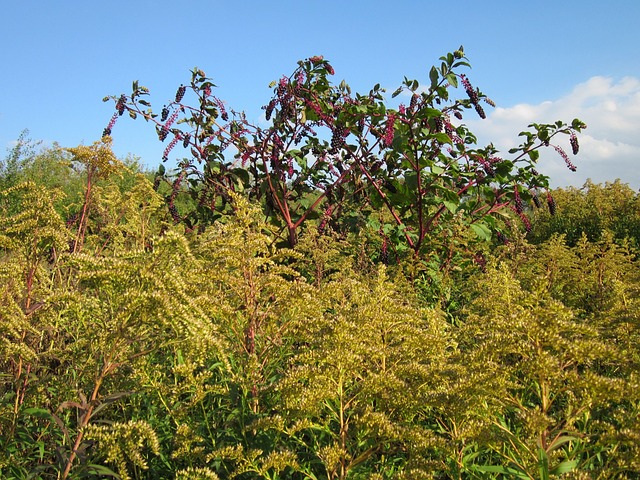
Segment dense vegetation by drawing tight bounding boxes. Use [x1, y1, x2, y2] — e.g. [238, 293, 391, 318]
[1, 50, 639, 479]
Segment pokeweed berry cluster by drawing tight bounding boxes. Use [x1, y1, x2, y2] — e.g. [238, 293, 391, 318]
[330, 124, 347, 154]
[513, 187, 524, 214]
[532, 191, 542, 209]
[460, 74, 486, 119]
[162, 134, 182, 161]
[383, 114, 396, 147]
[175, 85, 186, 103]
[547, 192, 557, 215]
[570, 133, 580, 155]
[554, 145, 577, 172]
[264, 99, 276, 121]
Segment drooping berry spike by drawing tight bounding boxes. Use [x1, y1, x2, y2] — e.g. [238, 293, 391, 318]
[570, 133, 579, 155]
[175, 85, 186, 103]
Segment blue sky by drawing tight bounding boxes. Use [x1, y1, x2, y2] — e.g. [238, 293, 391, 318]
[2, 1, 639, 188]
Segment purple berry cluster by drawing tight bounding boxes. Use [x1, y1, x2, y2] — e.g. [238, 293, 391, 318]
[103, 112, 118, 137]
[531, 191, 542, 209]
[383, 114, 396, 147]
[265, 99, 276, 121]
[162, 134, 181, 161]
[214, 97, 229, 121]
[409, 94, 419, 113]
[330, 124, 347, 153]
[158, 126, 169, 142]
[547, 192, 557, 215]
[116, 95, 126, 116]
[513, 186, 524, 214]
[318, 204, 333, 233]
[175, 85, 186, 103]
[553, 145, 577, 172]
[460, 75, 478, 103]
[460, 74, 486, 119]
[433, 116, 443, 133]
[570, 133, 579, 155]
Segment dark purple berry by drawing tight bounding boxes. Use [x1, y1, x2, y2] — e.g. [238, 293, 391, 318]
[532, 192, 542, 208]
[175, 85, 186, 103]
[514, 187, 524, 214]
[158, 126, 169, 142]
[330, 124, 346, 153]
[547, 193, 557, 215]
[116, 96, 126, 116]
[265, 99, 276, 121]
[461, 75, 479, 105]
[570, 133, 579, 155]
[168, 203, 180, 222]
[161, 106, 169, 122]
[409, 94, 418, 112]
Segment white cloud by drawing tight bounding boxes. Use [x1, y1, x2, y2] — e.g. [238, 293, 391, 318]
[464, 76, 640, 189]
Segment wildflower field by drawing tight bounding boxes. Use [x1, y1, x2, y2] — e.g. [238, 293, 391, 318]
[1, 49, 639, 479]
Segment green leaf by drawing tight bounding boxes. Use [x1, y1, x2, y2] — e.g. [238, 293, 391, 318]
[547, 435, 579, 452]
[538, 129, 549, 142]
[433, 132, 453, 145]
[23, 407, 53, 420]
[84, 464, 120, 477]
[470, 223, 492, 241]
[550, 459, 579, 475]
[528, 149, 540, 161]
[475, 465, 530, 479]
[405, 172, 418, 190]
[429, 66, 439, 87]
[445, 73, 459, 88]
[572, 118, 587, 130]
[366, 217, 381, 231]
[443, 200, 458, 213]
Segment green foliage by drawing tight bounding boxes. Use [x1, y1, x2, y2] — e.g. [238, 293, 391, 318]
[5, 52, 640, 479]
[529, 179, 640, 248]
[266, 266, 449, 479]
[460, 265, 628, 476]
[3, 161, 640, 478]
[0, 181, 67, 474]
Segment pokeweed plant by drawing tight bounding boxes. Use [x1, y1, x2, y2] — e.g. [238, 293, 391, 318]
[103, 47, 586, 261]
